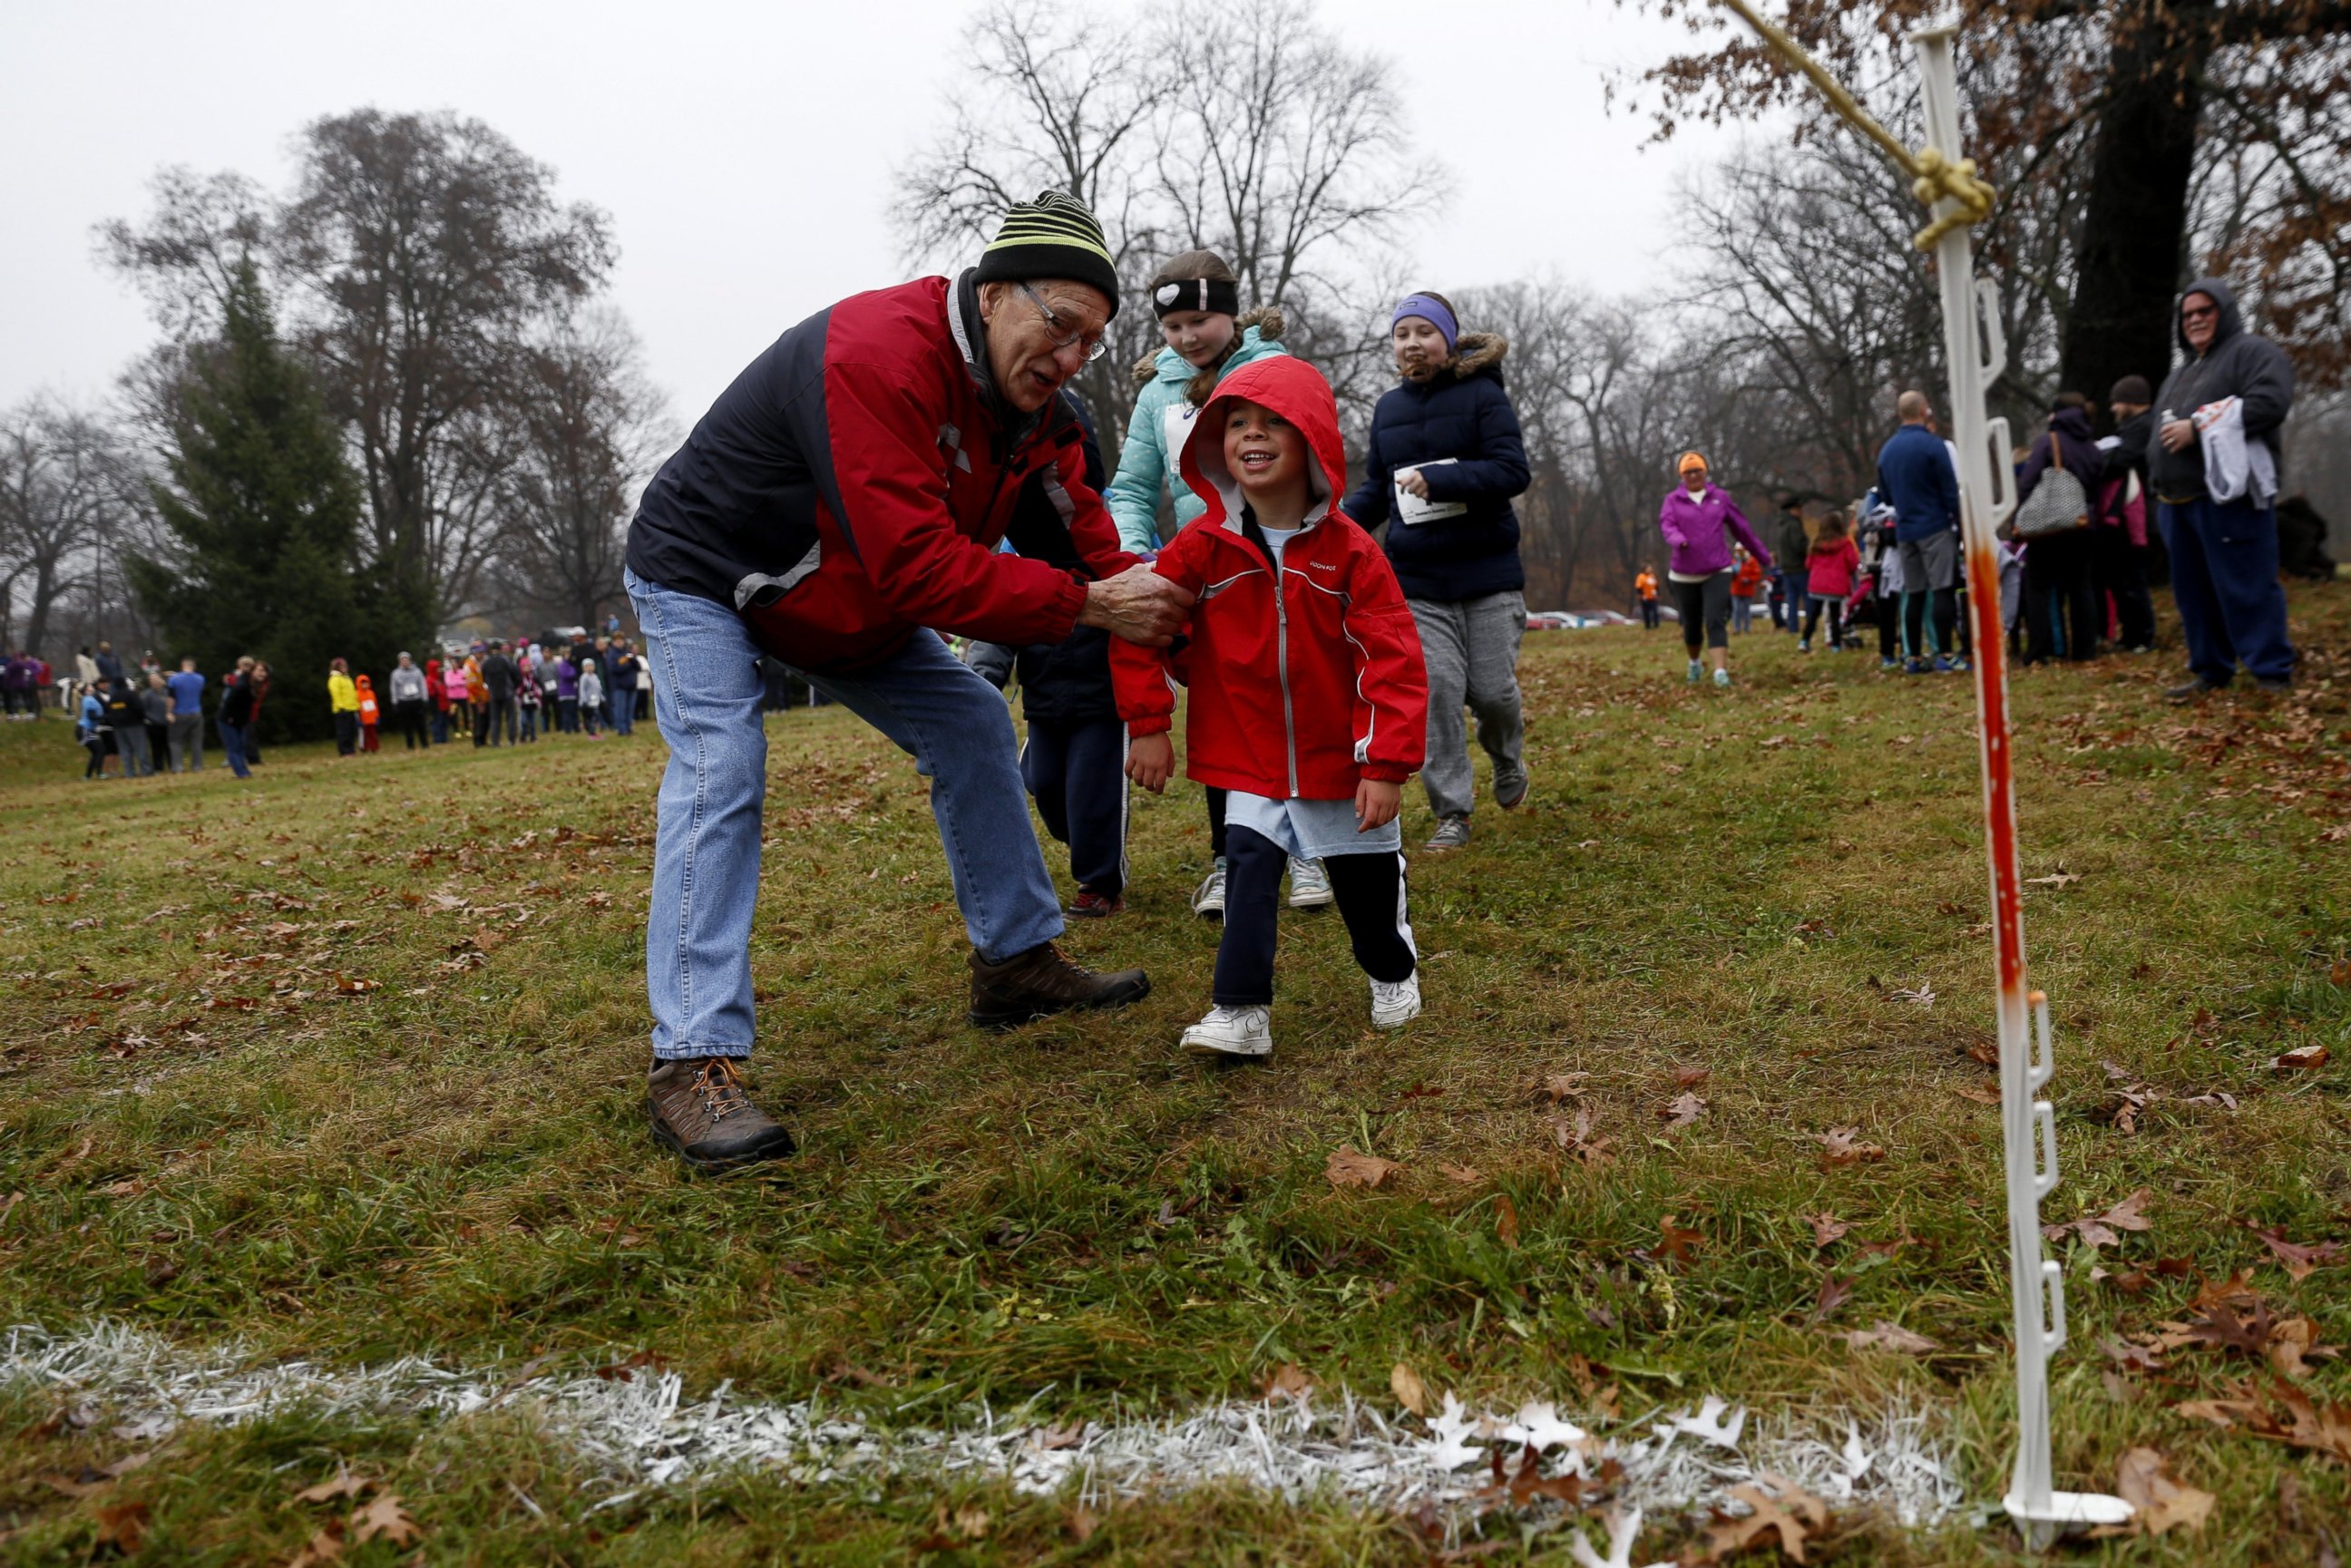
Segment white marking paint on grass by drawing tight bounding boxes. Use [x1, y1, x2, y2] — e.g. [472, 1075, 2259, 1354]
[4, 1321, 1964, 1531]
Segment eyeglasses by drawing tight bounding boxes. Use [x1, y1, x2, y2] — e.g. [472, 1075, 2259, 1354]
[2180, 304, 2219, 321]
[1019, 281, 1109, 364]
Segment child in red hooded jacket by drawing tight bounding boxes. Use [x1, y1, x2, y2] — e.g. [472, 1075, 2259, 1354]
[1116, 356, 1429, 1059]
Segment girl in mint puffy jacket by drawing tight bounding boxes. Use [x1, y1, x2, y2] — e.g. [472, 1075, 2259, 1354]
[1102, 251, 1313, 920]
[1103, 251, 1288, 555]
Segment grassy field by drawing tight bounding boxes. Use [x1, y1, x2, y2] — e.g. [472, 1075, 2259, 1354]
[2, 586, 2346, 1565]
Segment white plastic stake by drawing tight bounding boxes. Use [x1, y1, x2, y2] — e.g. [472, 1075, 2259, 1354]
[1908, 22, 2131, 1548]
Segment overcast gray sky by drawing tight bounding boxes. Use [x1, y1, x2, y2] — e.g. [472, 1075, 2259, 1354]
[2, 0, 1750, 419]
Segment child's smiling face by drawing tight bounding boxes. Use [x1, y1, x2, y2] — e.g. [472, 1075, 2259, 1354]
[1223, 399, 1309, 503]
[1161, 308, 1237, 368]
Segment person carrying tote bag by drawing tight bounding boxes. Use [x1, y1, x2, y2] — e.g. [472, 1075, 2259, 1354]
[2011, 394, 2105, 662]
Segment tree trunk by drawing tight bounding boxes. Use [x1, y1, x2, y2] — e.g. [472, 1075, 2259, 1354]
[2058, 6, 2202, 424]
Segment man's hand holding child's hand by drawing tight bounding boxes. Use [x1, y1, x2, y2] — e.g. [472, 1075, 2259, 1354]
[1354, 777, 1400, 831]
[1126, 733, 1175, 794]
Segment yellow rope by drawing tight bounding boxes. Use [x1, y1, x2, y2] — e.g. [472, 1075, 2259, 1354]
[1711, 0, 1995, 251]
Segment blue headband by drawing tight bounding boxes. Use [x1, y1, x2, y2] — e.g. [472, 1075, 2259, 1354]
[1392, 294, 1458, 352]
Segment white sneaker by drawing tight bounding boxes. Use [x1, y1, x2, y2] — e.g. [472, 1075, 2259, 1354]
[1370, 972, 1422, 1030]
[1191, 860, 1227, 920]
[1181, 1005, 1273, 1058]
[1287, 856, 1333, 910]
[1712, 667, 1732, 687]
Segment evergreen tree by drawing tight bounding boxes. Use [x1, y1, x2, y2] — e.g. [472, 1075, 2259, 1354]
[132, 260, 419, 743]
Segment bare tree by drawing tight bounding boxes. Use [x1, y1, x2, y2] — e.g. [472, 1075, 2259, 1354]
[0, 398, 148, 659]
[486, 311, 672, 629]
[892, 0, 1439, 461]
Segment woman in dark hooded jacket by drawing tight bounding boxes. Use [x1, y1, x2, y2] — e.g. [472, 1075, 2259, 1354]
[1341, 292, 1532, 854]
[2013, 393, 2107, 663]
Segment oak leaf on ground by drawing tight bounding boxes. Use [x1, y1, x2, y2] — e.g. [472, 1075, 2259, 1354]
[1702, 1475, 1829, 1563]
[1326, 1146, 1401, 1191]
[1815, 1127, 1886, 1167]
[2111, 1446, 2214, 1536]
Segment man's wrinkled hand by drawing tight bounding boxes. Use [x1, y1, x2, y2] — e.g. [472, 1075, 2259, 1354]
[1081, 566, 1195, 647]
[2159, 418, 2196, 453]
[1126, 732, 1175, 794]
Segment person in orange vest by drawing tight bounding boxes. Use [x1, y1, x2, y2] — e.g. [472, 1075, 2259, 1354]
[1634, 565, 1661, 630]
[355, 673, 381, 753]
[1730, 546, 1765, 634]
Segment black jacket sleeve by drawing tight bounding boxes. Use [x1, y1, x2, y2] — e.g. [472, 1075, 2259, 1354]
[1342, 413, 1391, 525]
[1418, 380, 1532, 506]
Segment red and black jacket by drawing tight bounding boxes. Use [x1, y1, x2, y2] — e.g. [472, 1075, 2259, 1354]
[1111, 356, 1427, 800]
[626, 272, 1132, 672]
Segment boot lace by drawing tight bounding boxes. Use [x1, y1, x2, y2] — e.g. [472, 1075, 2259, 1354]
[693, 1058, 752, 1123]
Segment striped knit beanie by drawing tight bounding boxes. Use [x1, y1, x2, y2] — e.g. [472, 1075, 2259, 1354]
[975, 190, 1121, 318]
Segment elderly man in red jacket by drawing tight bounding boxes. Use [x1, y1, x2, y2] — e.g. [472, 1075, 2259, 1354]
[623, 192, 1192, 1173]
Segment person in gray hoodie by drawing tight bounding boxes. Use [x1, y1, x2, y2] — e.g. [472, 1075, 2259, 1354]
[2146, 276, 2296, 697]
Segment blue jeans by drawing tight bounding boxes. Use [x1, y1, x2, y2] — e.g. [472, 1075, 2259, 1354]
[1781, 572, 1811, 636]
[613, 687, 634, 735]
[218, 720, 251, 778]
[2160, 496, 2295, 685]
[627, 567, 1065, 1060]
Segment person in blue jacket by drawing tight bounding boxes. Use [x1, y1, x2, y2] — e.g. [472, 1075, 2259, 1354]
[1874, 389, 1967, 675]
[967, 390, 1131, 917]
[1343, 291, 1532, 853]
[1101, 250, 1314, 918]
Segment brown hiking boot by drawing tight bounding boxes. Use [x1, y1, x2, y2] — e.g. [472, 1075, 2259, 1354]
[968, 940, 1149, 1028]
[646, 1057, 795, 1173]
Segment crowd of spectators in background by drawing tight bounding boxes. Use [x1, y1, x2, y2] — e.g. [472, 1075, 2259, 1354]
[54, 627, 653, 781]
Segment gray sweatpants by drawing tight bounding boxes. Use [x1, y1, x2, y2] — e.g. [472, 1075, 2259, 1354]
[1408, 590, 1527, 821]
[169, 713, 202, 773]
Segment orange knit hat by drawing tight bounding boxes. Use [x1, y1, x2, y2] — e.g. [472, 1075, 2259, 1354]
[1678, 451, 1708, 474]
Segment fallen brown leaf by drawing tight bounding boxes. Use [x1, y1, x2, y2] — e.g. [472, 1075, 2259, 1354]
[1261, 1362, 1313, 1401]
[295, 1466, 373, 1505]
[285, 1517, 347, 1567]
[93, 1500, 149, 1554]
[1816, 1126, 1886, 1167]
[1494, 1193, 1520, 1250]
[1660, 1092, 1706, 1127]
[348, 1492, 421, 1548]
[1844, 1320, 1938, 1355]
[1438, 1163, 1484, 1185]
[1674, 1066, 1711, 1089]
[2273, 1043, 2329, 1073]
[1390, 1361, 1429, 1417]
[2248, 1224, 2345, 1282]
[1325, 1145, 1401, 1191]
[1656, 1214, 1703, 1266]
[2046, 1188, 2154, 1250]
[1953, 1081, 2002, 1105]
[1537, 1072, 1590, 1104]
[1810, 1274, 1853, 1323]
[1705, 1475, 1830, 1563]
[2112, 1446, 2214, 1536]
[1809, 1213, 1850, 1248]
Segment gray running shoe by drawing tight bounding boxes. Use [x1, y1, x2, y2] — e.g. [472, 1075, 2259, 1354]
[1287, 856, 1333, 910]
[1191, 859, 1227, 920]
[1424, 815, 1471, 852]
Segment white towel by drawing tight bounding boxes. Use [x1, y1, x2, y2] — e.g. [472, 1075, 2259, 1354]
[2193, 397, 2278, 507]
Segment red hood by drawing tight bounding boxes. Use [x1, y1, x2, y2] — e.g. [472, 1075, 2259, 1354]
[1178, 355, 1350, 533]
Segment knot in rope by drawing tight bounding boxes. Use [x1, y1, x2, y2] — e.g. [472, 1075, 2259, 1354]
[1711, 0, 1997, 253]
[1907, 146, 1995, 251]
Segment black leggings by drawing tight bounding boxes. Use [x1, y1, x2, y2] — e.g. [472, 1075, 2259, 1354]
[1669, 573, 1732, 653]
[1213, 826, 1415, 1006]
[1801, 598, 1846, 647]
[1207, 786, 1227, 859]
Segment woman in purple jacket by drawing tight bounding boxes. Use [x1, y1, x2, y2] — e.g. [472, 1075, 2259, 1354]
[1657, 452, 1773, 687]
